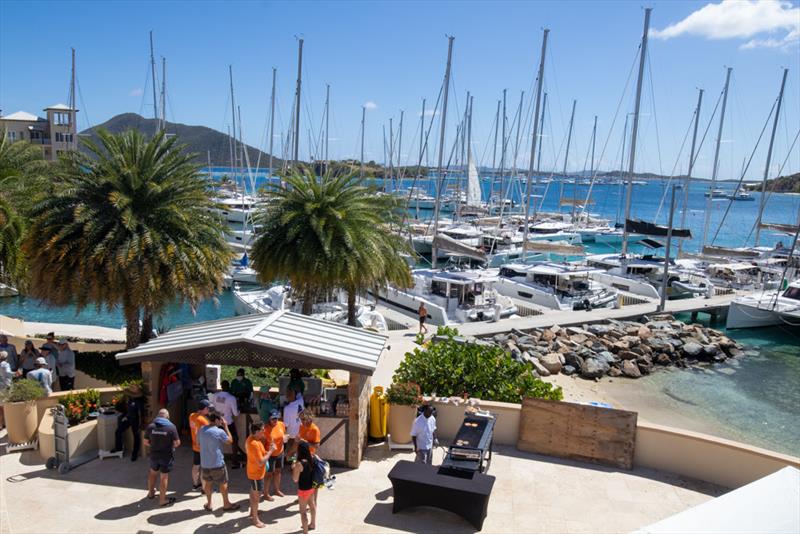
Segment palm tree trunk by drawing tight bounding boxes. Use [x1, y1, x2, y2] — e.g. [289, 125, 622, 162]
[347, 287, 357, 327]
[302, 286, 313, 315]
[140, 309, 154, 344]
[124, 301, 141, 349]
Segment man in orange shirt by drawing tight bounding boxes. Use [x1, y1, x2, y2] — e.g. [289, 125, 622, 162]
[246, 422, 275, 528]
[263, 410, 286, 501]
[189, 399, 212, 490]
[298, 410, 321, 455]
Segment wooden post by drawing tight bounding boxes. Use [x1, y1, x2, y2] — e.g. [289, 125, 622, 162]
[347, 371, 371, 468]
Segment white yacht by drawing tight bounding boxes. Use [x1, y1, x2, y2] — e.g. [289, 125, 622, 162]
[586, 253, 709, 300]
[411, 224, 483, 258]
[494, 262, 618, 311]
[0, 283, 18, 298]
[726, 282, 800, 329]
[377, 268, 517, 325]
[212, 193, 259, 224]
[521, 221, 583, 245]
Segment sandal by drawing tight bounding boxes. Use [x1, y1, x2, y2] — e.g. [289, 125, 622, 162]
[222, 503, 241, 512]
[147, 493, 156, 500]
[160, 497, 177, 507]
[203, 504, 213, 512]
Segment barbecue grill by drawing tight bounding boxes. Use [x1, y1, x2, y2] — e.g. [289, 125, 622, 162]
[439, 413, 495, 478]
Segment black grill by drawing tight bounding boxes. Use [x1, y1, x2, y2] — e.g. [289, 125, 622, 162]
[438, 413, 495, 478]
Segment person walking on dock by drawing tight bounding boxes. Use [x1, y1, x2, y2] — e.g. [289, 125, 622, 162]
[144, 408, 180, 506]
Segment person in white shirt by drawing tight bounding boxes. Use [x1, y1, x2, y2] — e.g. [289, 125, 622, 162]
[39, 347, 57, 378]
[214, 380, 243, 468]
[27, 357, 53, 396]
[283, 389, 303, 459]
[0, 351, 12, 430]
[410, 404, 437, 465]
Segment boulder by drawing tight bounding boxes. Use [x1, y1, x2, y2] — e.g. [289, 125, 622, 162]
[531, 359, 550, 377]
[549, 325, 562, 335]
[564, 352, 585, 370]
[726, 347, 745, 358]
[683, 341, 703, 357]
[608, 366, 623, 377]
[580, 357, 610, 379]
[702, 344, 720, 359]
[611, 341, 630, 353]
[493, 334, 509, 345]
[618, 350, 639, 361]
[637, 325, 652, 339]
[595, 351, 617, 365]
[587, 324, 610, 336]
[540, 353, 563, 374]
[562, 365, 577, 376]
[622, 335, 641, 347]
[570, 334, 588, 345]
[542, 329, 556, 342]
[622, 359, 641, 378]
[636, 354, 653, 375]
[656, 353, 672, 365]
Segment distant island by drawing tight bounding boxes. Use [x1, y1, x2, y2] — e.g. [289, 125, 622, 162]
[745, 172, 800, 194]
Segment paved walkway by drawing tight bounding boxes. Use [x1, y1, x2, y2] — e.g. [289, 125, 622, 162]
[0, 433, 723, 534]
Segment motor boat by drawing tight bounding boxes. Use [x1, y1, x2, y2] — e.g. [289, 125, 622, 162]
[494, 262, 618, 311]
[376, 268, 518, 325]
[0, 283, 18, 298]
[704, 188, 727, 199]
[726, 281, 800, 329]
[586, 253, 709, 300]
[211, 193, 260, 224]
[519, 221, 583, 245]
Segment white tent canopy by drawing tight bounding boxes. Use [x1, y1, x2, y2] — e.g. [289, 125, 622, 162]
[116, 311, 388, 375]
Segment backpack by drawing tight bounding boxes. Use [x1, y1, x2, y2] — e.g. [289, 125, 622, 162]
[311, 455, 332, 488]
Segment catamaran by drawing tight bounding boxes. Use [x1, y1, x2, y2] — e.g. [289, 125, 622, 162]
[726, 281, 800, 329]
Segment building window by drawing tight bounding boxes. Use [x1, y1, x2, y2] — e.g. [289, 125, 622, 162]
[55, 112, 71, 126]
[8, 131, 16, 140]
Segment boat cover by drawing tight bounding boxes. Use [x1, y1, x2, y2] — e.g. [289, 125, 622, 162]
[625, 219, 692, 238]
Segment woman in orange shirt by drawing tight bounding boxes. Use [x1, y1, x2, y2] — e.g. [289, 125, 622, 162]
[246, 422, 275, 528]
[298, 410, 321, 455]
[188, 400, 212, 490]
[262, 410, 286, 501]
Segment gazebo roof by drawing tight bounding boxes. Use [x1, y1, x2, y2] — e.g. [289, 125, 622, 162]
[116, 311, 387, 375]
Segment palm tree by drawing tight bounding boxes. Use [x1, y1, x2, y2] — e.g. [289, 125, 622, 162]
[251, 167, 412, 325]
[0, 196, 24, 286]
[23, 128, 233, 348]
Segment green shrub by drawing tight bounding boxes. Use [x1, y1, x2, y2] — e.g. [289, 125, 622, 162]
[0, 379, 45, 402]
[386, 382, 422, 406]
[75, 351, 140, 385]
[59, 389, 101, 425]
[393, 327, 563, 404]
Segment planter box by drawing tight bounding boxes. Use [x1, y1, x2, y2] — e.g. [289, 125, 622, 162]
[38, 414, 98, 462]
[5, 400, 38, 445]
[387, 404, 415, 444]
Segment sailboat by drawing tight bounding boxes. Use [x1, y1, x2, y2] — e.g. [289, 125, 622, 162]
[727, 281, 800, 329]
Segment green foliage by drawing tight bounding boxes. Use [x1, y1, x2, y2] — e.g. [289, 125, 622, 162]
[386, 382, 423, 406]
[251, 167, 412, 323]
[75, 351, 140, 385]
[220, 366, 285, 388]
[23, 128, 233, 348]
[414, 332, 425, 345]
[393, 328, 563, 404]
[59, 389, 100, 425]
[0, 379, 45, 402]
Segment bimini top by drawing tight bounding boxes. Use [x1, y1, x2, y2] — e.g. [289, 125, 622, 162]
[115, 311, 387, 375]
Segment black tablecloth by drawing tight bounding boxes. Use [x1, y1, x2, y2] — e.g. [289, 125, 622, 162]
[388, 460, 495, 530]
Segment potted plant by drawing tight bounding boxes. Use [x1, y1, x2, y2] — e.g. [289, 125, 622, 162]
[386, 382, 422, 445]
[1, 379, 45, 444]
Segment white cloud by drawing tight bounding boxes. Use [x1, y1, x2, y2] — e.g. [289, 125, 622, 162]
[363, 101, 378, 110]
[418, 109, 440, 117]
[129, 88, 144, 97]
[651, 0, 799, 50]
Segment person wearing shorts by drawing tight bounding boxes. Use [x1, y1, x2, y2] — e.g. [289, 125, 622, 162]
[418, 303, 428, 334]
[189, 399, 212, 490]
[198, 413, 239, 512]
[246, 422, 275, 528]
[144, 409, 180, 507]
[291, 441, 318, 534]
[263, 410, 286, 501]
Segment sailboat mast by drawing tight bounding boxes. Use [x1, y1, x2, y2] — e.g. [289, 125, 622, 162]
[419, 99, 426, 168]
[149, 31, 158, 126]
[536, 92, 546, 174]
[701, 67, 732, 251]
[229, 65, 238, 170]
[360, 105, 366, 179]
[522, 28, 549, 259]
[574, 113, 596, 222]
[467, 96, 473, 172]
[397, 110, 404, 188]
[389, 118, 394, 191]
[755, 68, 789, 246]
[491, 99, 500, 199]
[269, 67, 277, 185]
[620, 8, 652, 259]
[616, 114, 630, 225]
[324, 83, 330, 174]
[70, 47, 76, 113]
[293, 38, 304, 166]
[499, 89, 508, 207]
[677, 88, 703, 257]
[431, 35, 455, 269]
[561, 99, 576, 214]
[160, 57, 166, 133]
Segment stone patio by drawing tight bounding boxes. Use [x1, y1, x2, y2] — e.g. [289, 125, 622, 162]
[0, 430, 725, 534]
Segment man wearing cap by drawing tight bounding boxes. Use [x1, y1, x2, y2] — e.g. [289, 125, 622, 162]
[41, 332, 58, 359]
[0, 335, 18, 372]
[144, 408, 180, 507]
[39, 346, 57, 378]
[28, 357, 53, 396]
[189, 399, 213, 490]
[263, 410, 286, 501]
[198, 412, 239, 512]
[213, 380, 243, 469]
[112, 384, 146, 461]
[56, 339, 76, 391]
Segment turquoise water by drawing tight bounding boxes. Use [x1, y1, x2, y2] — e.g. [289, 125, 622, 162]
[646, 314, 800, 456]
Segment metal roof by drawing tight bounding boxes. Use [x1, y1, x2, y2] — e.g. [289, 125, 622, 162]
[116, 311, 387, 375]
[1, 111, 46, 122]
[44, 103, 77, 111]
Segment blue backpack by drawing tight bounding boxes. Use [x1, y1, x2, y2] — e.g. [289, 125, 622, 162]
[311, 455, 332, 488]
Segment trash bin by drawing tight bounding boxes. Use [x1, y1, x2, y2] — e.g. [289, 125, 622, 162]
[369, 386, 388, 439]
[97, 410, 118, 452]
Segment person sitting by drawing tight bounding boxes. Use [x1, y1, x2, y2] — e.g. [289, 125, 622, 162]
[410, 404, 437, 465]
[144, 408, 180, 507]
[27, 357, 53, 396]
[246, 422, 275, 528]
[291, 441, 318, 534]
[111, 383, 146, 461]
[198, 412, 239, 513]
[213, 380, 243, 468]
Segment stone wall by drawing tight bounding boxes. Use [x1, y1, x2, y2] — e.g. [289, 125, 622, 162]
[347, 371, 371, 468]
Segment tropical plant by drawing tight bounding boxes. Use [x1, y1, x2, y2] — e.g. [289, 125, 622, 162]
[75, 351, 140, 385]
[251, 167, 412, 324]
[58, 389, 100, 425]
[393, 327, 563, 404]
[386, 382, 423, 406]
[0, 378, 46, 402]
[23, 129, 233, 348]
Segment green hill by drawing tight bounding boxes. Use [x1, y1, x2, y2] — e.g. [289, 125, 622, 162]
[80, 113, 283, 167]
[745, 172, 800, 193]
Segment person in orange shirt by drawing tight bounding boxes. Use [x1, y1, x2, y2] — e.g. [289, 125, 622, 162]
[263, 410, 286, 501]
[298, 410, 321, 455]
[188, 399, 212, 490]
[246, 422, 275, 528]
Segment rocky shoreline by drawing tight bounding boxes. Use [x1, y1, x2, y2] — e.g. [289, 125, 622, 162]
[486, 314, 747, 380]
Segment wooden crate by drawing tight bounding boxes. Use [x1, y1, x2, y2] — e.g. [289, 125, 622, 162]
[517, 398, 637, 469]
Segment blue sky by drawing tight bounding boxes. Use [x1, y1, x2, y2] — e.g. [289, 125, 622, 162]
[1, 0, 798, 180]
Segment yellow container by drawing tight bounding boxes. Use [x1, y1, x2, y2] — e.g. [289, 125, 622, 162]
[368, 386, 388, 438]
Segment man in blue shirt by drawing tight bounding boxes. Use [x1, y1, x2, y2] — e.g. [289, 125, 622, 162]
[144, 408, 180, 507]
[198, 412, 239, 512]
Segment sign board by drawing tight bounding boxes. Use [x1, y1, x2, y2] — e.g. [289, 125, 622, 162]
[517, 398, 637, 469]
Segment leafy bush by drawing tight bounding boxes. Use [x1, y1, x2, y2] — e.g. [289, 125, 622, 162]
[393, 327, 563, 404]
[0, 379, 45, 402]
[386, 382, 422, 406]
[75, 351, 141, 385]
[59, 389, 100, 425]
